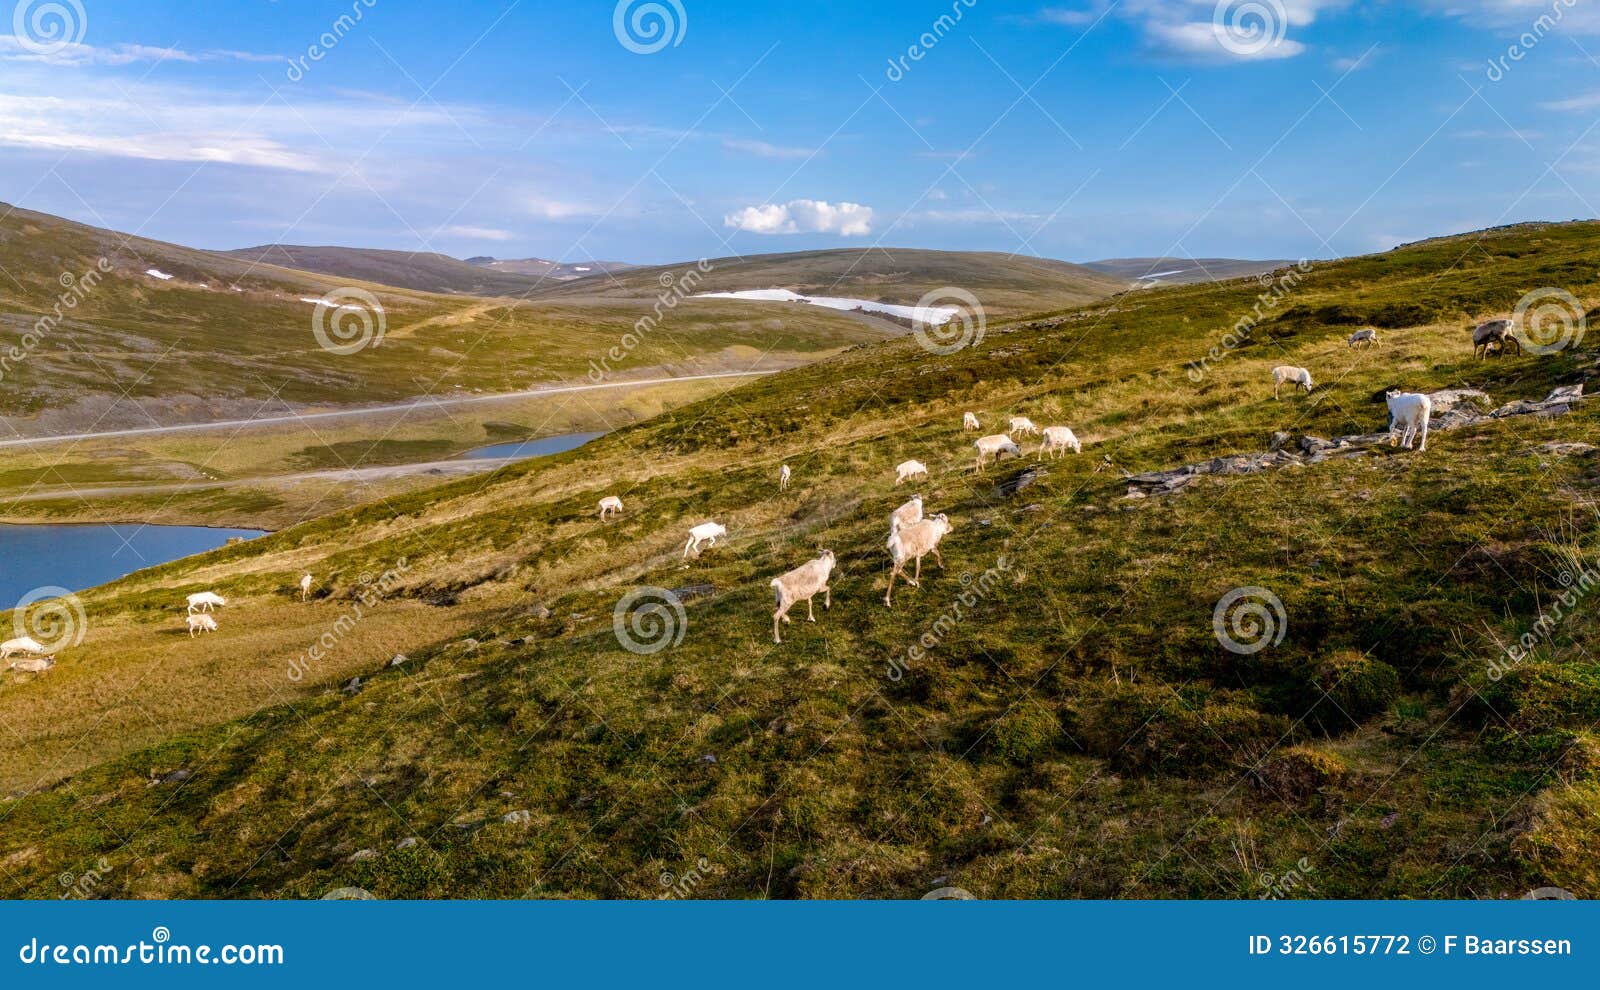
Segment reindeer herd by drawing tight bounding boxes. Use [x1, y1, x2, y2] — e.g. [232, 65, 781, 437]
[3, 309, 1563, 673]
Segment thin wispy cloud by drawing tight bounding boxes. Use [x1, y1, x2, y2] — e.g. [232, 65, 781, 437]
[0, 35, 280, 66]
[721, 137, 817, 159]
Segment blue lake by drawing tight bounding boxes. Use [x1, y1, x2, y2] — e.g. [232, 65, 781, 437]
[460, 432, 605, 461]
[0, 523, 265, 605]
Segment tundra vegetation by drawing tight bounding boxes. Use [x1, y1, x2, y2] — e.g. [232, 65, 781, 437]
[1, 222, 1599, 900]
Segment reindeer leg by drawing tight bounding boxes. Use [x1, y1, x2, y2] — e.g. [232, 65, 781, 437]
[807, 597, 816, 622]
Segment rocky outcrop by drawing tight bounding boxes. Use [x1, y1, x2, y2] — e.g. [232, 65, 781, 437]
[1125, 385, 1584, 498]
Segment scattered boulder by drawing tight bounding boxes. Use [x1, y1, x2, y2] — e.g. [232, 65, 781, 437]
[342, 676, 362, 695]
[669, 584, 715, 602]
[348, 848, 377, 862]
[386, 654, 407, 668]
[395, 837, 419, 850]
[501, 809, 532, 825]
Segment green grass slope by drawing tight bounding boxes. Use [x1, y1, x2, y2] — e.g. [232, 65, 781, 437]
[535, 247, 1128, 317]
[3, 222, 1600, 899]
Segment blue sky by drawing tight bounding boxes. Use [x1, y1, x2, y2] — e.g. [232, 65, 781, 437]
[2, 0, 1598, 265]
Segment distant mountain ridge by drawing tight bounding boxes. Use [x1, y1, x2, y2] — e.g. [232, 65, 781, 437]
[465, 256, 636, 281]
[1083, 257, 1294, 286]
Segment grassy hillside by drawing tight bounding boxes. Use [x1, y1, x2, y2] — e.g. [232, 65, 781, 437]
[0, 206, 893, 435]
[221, 244, 557, 297]
[537, 247, 1127, 317]
[3, 222, 1600, 899]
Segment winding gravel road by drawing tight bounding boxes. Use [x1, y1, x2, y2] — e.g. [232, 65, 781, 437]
[0, 371, 772, 449]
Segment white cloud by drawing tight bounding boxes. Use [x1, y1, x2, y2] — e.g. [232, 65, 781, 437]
[722, 137, 816, 159]
[1543, 91, 1600, 111]
[439, 225, 514, 241]
[724, 199, 874, 236]
[0, 35, 279, 66]
[1034, 0, 1347, 62]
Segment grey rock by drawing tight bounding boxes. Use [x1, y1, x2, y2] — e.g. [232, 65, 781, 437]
[395, 837, 419, 850]
[501, 809, 532, 825]
[349, 848, 377, 862]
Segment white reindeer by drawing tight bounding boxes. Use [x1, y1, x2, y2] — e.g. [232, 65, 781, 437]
[1008, 416, 1040, 437]
[1386, 390, 1432, 452]
[895, 459, 928, 485]
[1347, 328, 1379, 348]
[963, 412, 980, 432]
[1039, 426, 1082, 460]
[8, 656, 54, 673]
[683, 521, 727, 558]
[770, 550, 836, 644]
[187, 613, 218, 637]
[299, 573, 314, 602]
[186, 591, 226, 614]
[890, 494, 924, 536]
[598, 495, 624, 520]
[973, 434, 1021, 473]
[885, 514, 953, 607]
[0, 636, 47, 660]
[1272, 366, 1314, 399]
[779, 464, 792, 490]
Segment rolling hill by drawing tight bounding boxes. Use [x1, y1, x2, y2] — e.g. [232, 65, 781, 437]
[222, 244, 558, 297]
[536, 247, 1128, 317]
[0, 207, 900, 438]
[2, 220, 1599, 899]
